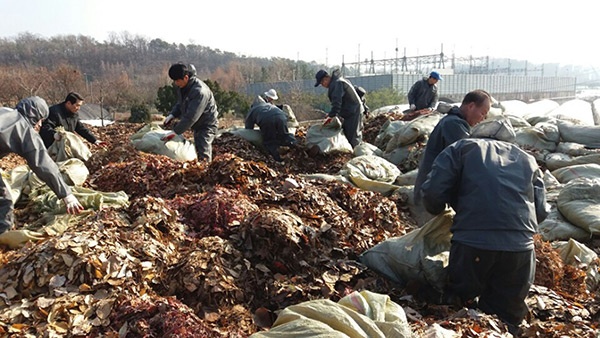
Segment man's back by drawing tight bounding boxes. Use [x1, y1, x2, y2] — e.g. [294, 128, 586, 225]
[422, 137, 547, 251]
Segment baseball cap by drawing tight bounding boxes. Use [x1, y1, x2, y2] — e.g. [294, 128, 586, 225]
[430, 71, 443, 81]
[314, 69, 329, 87]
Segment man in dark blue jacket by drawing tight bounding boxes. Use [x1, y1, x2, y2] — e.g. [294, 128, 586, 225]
[413, 90, 491, 206]
[162, 63, 219, 162]
[315, 69, 364, 148]
[245, 101, 296, 162]
[40, 92, 106, 148]
[408, 71, 442, 111]
[421, 118, 548, 336]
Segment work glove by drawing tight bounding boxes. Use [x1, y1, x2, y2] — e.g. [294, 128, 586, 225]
[0, 230, 46, 249]
[161, 132, 177, 142]
[322, 117, 333, 126]
[63, 194, 84, 214]
[94, 140, 108, 147]
[54, 133, 62, 141]
[409, 104, 416, 111]
[163, 114, 175, 127]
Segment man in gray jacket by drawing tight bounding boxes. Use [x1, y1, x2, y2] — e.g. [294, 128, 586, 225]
[407, 71, 442, 111]
[315, 69, 364, 148]
[0, 97, 83, 247]
[421, 118, 548, 336]
[162, 63, 219, 162]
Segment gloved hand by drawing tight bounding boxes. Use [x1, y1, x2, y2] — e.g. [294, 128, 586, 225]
[409, 104, 416, 111]
[95, 140, 108, 147]
[161, 132, 177, 142]
[63, 194, 84, 214]
[0, 230, 46, 249]
[322, 117, 333, 126]
[163, 114, 175, 127]
[53, 133, 62, 141]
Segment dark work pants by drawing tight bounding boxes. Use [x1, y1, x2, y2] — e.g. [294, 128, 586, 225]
[193, 122, 218, 162]
[261, 115, 296, 161]
[0, 173, 14, 233]
[447, 242, 535, 327]
[341, 112, 363, 148]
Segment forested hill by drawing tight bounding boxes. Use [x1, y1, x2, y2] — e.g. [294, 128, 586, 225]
[0, 32, 319, 110]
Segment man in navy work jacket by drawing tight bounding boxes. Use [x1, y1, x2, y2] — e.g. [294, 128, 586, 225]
[421, 118, 548, 336]
[245, 101, 296, 162]
[408, 71, 442, 111]
[314, 69, 364, 148]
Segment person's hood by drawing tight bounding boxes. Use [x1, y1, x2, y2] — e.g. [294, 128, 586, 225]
[16, 96, 49, 126]
[470, 117, 516, 143]
[330, 68, 342, 81]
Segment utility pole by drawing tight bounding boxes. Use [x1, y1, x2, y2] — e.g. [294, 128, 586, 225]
[100, 88, 104, 127]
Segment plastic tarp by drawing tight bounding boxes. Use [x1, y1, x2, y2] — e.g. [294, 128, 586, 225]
[504, 114, 531, 128]
[385, 113, 442, 152]
[552, 239, 599, 292]
[383, 145, 413, 166]
[551, 164, 600, 183]
[47, 127, 92, 162]
[249, 290, 413, 338]
[547, 99, 595, 126]
[229, 127, 264, 148]
[375, 120, 407, 149]
[282, 104, 300, 128]
[556, 142, 600, 157]
[557, 178, 600, 235]
[1, 166, 30, 203]
[348, 176, 400, 196]
[300, 173, 353, 186]
[395, 169, 418, 186]
[359, 209, 454, 291]
[31, 185, 129, 215]
[354, 142, 383, 157]
[370, 104, 409, 116]
[29, 158, 89, 189]
[557, 120, 600, 148]
[514, 125, 558, 152]
[391, 186, 436, 227]
[544, 153, 600, 171]
[538, 209, 590, 242]
[340, 155, 400, 184]
[500, 100, 528, 116]
[524, 99, 559, 118]
[130, 123, 197, 162]
[339, 155, 402, 196]
[593, 98, 600, 125]
[305, 118, 353, 154]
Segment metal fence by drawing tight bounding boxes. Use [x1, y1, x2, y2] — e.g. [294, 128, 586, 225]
[246, 73, 577, 103]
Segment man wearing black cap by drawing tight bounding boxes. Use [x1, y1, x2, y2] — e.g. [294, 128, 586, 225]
[407, 71, 442, 111]
[162, 63, 219, 162]
[314, 69, 364, 148]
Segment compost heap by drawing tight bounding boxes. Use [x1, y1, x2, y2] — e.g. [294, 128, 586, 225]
[1, 113, 599, 337]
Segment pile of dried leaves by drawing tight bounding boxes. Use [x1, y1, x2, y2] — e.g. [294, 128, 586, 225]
[1, 121, 598, 337]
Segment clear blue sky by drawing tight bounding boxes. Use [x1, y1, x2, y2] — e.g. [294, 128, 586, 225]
[0, 0, 597, 69]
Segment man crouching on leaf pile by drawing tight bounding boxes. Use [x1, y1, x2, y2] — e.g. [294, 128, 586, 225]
[0, 96, 84, 248]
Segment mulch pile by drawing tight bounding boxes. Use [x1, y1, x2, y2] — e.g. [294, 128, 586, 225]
[0, 116, 598, 337]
